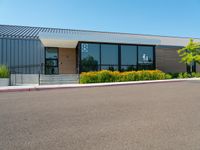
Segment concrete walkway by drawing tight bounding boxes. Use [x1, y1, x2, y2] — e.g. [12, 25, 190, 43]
[0, 78, 199, 92]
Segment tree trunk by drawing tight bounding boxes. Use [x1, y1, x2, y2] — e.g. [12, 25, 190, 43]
[190, 64, 193, 74]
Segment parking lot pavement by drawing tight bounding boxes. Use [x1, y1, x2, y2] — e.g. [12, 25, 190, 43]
[0, 81, 200, 150]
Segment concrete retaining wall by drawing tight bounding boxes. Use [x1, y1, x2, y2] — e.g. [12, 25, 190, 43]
[10, 74, 39, 86]
[10, 74, 79, 85]
[0, 78, 9, 86]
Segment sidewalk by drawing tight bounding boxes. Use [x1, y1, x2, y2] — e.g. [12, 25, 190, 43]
[0, 78, 199, 93]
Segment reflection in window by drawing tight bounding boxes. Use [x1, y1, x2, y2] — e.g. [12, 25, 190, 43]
[81, 43, 100, 72]
[121, 45, 137, 71]
[121, 66, 137, 71]
[45, 48, 58, 74]
[79, 43, 155, 72]
[101, 66, 118, 71]
[45, 67, 58, 74]
[138, 46, 154, 70]
[46, 48, 58, 59]
[101, 44, 118, 71]
[45, 60, 58, 66]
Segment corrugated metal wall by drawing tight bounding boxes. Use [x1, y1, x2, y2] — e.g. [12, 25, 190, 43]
[0, 38, 44, 74]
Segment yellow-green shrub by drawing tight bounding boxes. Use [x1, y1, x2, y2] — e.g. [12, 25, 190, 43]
[80, 70, 170, 83]
[0, 65, 9, 78]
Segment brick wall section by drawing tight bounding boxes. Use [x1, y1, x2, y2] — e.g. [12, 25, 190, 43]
[59, 48, 76, 74]
[156, 46, 186, 73]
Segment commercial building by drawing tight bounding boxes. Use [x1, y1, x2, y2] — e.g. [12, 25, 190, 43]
[0, 24, 199, 84]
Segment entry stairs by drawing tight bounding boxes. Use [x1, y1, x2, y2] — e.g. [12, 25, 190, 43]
[39, 74, 79, 85]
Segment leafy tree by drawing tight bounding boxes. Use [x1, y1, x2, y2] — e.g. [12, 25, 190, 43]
[178, 39, 200, 73]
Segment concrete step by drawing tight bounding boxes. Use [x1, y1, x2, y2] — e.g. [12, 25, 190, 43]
[39, 74, 79, 85]
[40, 81, 79, 85]
[40, 74, 79, 77]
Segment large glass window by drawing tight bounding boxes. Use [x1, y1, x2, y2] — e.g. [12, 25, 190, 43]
[81, 43, 100, 72]
[138, 46, 154, 70]
[121, 45, 137, 71]
[101, 44, 118, 71]
[45, 48, 59, 74]
[79, 43, 155, 72]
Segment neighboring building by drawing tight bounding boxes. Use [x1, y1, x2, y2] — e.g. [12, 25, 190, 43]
[0, 24, 200, 84]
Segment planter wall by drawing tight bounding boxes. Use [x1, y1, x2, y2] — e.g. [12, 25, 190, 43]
[0, 78, 9, 86]
[10, 74, 39, 86]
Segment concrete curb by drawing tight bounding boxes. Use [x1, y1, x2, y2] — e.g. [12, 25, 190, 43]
[0, 78, 199, 93]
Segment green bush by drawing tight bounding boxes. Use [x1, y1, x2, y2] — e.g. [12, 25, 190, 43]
[169, 73, 179, 78]
[171, 72, 200, 79]
[80, 70, 200, 84]
[176, 72, 199, 78]
[79, 72, 98, 83]
[80, 70, 169, 84]
[0, 65, 10, 78]
[165, 74, 173, 79]
[192, 72, 200, 77]
[96, 70, 116, 83]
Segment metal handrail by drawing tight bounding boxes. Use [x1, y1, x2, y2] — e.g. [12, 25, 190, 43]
[9, 64, 44, 85]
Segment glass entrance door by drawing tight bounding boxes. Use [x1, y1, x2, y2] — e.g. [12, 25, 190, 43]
[45, 48, 59, 74]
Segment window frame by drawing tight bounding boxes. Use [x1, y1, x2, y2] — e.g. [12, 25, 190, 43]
[138, 45, 155, 70]
[78, 41, 156, 73]
[45, 47, 59, 75]
[80, 43, 101, 72]
[101, 43, 119, 71]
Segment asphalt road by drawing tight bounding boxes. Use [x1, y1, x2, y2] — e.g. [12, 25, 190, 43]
[1, 81, 200, 150]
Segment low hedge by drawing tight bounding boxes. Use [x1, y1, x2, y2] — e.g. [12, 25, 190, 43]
[165, 72, 200, 79]
[80, 70, 170, 83]
[0, 65, 10, 78]
[177, 72, 200, 78]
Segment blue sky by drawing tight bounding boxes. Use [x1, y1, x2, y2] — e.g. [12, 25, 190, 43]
[0, 0, 200, 38]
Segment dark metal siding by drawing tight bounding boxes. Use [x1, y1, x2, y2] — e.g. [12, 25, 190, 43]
[0, 37, 44, 74]
[155, 45, 186, 73]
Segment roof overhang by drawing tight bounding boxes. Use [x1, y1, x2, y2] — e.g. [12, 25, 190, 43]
[38, 32, 161, 48]
[41, 39, 78, 48]
[38, 31, 200, 48]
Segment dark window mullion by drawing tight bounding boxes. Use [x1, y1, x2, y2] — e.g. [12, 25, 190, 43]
[118, 45, 121, 71]
[100, 44, 101, 70]
[136, 46, 139, 71]
[153, 46, 156, 70]
[78, 43, 81, 73]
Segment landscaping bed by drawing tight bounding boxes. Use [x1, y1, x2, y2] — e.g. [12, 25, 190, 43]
[80, 70, 200, 84]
